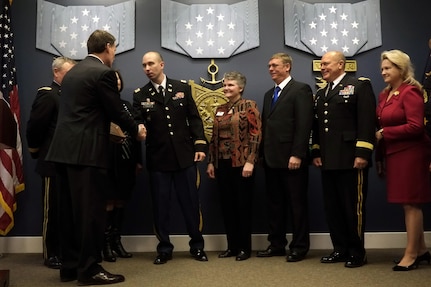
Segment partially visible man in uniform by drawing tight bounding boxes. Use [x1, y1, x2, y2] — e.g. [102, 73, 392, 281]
[256, 52, 313, 262]
[423, 38, 431, 97]
[26, 56, 75, 269]
[133, 51, 208, 265]
[311, 51, 376, 268]
[422, 38, 431, 137]
[46, 30, 147, 285]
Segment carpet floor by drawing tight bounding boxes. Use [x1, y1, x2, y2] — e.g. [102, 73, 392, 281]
[1, 249, 431, 286]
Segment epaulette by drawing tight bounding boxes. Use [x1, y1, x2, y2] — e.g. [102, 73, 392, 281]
[38, 87, 52, 91]
[134, 88, 141, 93]
[358, 77, 371, 81]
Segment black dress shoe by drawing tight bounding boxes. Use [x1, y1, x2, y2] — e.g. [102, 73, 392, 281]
[236, 250, 250, 261]
[393, 262, 418, 271]
[154, 252, 172, 265]
[60, 268, 77, 282]
[44, 256, 62, 269]
[77, 270, 125, 286]
[287, 250, 307, 262]
[345, 255, 367, 268]
[320, 251, 347, 263]
[190, 249, 208, 261]
[218, 249, 237, 258]
[256, 247, 286, 257]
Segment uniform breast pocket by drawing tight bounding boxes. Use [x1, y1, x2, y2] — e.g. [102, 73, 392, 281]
[337, 94, 356, 104]
[172, 98, 186, 108]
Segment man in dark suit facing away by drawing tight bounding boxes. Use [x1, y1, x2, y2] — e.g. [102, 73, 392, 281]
[46, 30, 147, 285]
[257, 52, 314, 262]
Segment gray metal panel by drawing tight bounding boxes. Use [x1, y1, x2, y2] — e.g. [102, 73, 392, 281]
[36, 0, 135, 60]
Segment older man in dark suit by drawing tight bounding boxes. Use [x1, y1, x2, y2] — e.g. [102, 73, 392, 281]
[257, 52, 313, 262]
[46, 30, 146, 285]
[133, 51, 208, 265]
[311, 51, 376, 268]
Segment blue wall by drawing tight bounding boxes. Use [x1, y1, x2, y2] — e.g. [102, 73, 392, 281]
[8, 0, 431, 236]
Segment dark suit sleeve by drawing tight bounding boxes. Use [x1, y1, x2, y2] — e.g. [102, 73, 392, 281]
[311, 90, 322, 159]
[355, 78, 376, 160]
[292, 83, 314, 159]
[99, 70, 138, 136]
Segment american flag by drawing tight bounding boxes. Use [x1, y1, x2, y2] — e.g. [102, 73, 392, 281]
[0, 0, 24, 235]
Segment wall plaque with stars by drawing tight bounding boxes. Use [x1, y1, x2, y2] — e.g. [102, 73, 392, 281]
[36, 0, 135, 60]
[284, 0, 382, 57]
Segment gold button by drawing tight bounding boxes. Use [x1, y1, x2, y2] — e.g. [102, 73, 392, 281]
[325, 128, 329, 132]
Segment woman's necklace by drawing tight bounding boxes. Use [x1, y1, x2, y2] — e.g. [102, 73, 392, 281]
[228, 97, 242, 112]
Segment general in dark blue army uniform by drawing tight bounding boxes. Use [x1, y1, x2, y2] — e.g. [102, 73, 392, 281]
[133, 51, 208, 265]
[311, 51, 376, 268]
[26, 57, 75, 269]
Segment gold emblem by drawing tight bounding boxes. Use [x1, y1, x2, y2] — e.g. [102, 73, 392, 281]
[189, 60, 227, 142]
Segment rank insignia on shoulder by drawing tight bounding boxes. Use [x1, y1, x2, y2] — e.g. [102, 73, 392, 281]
[358, 77, 371, 82]
[181, 80, 187, 83]
[38, 87, 52, 91]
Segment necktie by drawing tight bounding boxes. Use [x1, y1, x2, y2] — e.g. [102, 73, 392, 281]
[325, 82, 333, 97]
[158, 85, 164, 96]
[271, 86, 281, 109]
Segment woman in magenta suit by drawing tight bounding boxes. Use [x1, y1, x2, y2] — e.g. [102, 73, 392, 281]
[375, 49, 431, 271]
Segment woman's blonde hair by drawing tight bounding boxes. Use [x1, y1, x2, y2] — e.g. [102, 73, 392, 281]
[381, 49, 423, 91]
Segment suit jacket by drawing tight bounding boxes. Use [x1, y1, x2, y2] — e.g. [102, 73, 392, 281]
[376, 84, 430, 158]
[46, 56, 138, 169]
[26, 82, 60, 176]
[133, 78, 207, 171]
[261, 78, 314, 168]
[311, 75, 376, 170]
[208, 98, 262, 168]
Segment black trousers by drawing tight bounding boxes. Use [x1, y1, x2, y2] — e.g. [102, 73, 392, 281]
[264, 166, 310, 253]
[216, 159, 254, 253]
[41, 176, 60, 260]
[149, 165, 204, 254]
[321, 168, 368, 258]
[57, 165, 107, 279]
